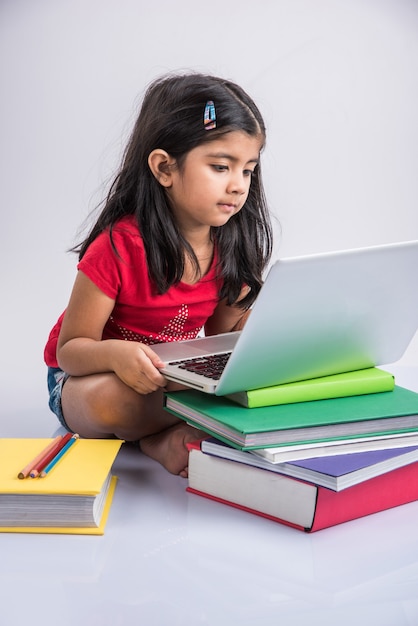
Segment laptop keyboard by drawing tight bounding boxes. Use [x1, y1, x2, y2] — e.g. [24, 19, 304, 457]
[170, 352, 231, 380]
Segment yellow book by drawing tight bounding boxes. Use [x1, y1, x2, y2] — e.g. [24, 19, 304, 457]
[0, 438, 123, 535]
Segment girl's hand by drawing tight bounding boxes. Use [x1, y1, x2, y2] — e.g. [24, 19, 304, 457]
[110, 340, 168, 394]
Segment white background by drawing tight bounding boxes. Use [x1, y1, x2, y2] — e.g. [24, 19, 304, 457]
[1, 5, 418, 624]
[1, 0, 417, 419]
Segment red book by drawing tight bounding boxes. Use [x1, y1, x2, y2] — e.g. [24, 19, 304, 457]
[186, 441, 418, 532]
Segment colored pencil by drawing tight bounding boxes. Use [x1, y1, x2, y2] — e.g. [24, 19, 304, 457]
[17, 436, 63, 479]
[39, 434, 79, 478]
[29, 432, 73, 478]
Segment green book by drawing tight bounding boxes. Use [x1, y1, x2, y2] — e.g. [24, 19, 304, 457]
[226, 367, 395, 408]
[164, 385, 418, 450]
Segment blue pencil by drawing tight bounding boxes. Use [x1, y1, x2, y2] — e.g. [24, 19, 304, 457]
[38, 434, 79, 477]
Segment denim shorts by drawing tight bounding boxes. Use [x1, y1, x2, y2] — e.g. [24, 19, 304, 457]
[47, 367, 73, 432]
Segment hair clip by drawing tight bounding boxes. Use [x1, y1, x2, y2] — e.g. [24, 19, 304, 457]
[204, 100, 216, 130]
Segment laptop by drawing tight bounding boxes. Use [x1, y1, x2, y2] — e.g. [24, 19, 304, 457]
[152, 240, 418, 395]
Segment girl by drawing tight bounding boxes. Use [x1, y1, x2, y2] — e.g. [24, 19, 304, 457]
[44, 72, 273, 477]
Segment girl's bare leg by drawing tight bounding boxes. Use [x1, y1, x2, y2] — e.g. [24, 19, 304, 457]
[61, 373, 204, 476]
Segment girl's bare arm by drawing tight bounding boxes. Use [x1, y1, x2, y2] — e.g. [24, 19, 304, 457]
[57, 271, 167, 394]
[204, 287, 251, 336]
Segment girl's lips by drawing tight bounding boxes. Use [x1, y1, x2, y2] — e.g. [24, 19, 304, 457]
[218, 203, 236, 212]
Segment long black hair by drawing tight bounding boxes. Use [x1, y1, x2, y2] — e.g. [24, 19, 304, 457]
[74, 72, 273, 308]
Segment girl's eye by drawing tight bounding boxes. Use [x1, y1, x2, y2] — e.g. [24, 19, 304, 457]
[212, 164, 228, 172]
[244, 169, 254, 177]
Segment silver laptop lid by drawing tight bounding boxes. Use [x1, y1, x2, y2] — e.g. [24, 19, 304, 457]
[214, 239, 418, 395]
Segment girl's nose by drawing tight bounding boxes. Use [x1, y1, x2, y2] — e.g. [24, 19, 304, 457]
[226, 172, 247, 195]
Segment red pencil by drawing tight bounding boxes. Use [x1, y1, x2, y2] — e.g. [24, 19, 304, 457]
[17, 436, 63, 479]
[29, 433, 73, 478]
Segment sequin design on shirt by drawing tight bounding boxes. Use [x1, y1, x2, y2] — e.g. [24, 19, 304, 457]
[109, 304, 201, 345]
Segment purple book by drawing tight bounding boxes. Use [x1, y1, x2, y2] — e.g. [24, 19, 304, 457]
[201, 438, 418, 491]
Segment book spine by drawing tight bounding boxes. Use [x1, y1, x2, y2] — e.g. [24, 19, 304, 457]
[229, 370, 395, 408]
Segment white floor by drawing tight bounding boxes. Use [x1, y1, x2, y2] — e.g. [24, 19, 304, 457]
[0, 363, 417, 626]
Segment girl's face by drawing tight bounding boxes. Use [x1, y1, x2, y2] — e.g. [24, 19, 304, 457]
[166, 131, 263, 233]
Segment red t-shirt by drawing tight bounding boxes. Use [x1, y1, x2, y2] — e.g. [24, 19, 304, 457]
[44, 216, 223, 368]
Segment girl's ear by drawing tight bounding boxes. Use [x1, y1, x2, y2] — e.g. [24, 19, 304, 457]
[148, 149, 176, 187]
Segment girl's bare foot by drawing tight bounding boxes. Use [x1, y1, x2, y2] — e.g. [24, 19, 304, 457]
[139, 422, 206, 477]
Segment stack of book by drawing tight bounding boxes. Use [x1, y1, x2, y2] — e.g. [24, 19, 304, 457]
[164, 367, 418, 532]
